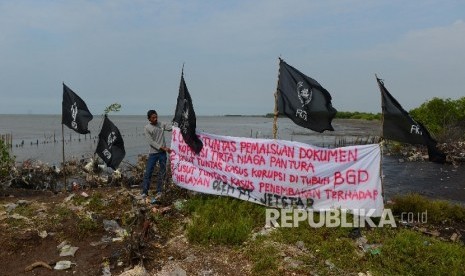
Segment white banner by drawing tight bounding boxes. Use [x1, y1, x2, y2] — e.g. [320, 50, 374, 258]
[170, 127, 384, 216]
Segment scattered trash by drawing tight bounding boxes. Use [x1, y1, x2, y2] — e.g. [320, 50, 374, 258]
[9, 213, 29, 221]
[4, 203, 17, 213]
[72, 181, 80, 191]
[17, 200, 30, 206]
[102, 266, 111, 276]
[295, 240, 307, 251]
[450, 232, 460, 242]
[170, 266, 187, 276]
[150, 197, 157, 205]
[54, 260, 72, 270]
[117, 264, 149, 276]
[370, 248, 381, 255]
[90, 235, 112, 246]
[251, 224, 275, 240]
[38, 230, 48, 238]
[81, 191, 89, 198]
[84, 159, 95, 173]
[52, 165, 61, 174]
[103, 219, 128, 240]
[113, 169, 122, 179]
[151, 206, 171, 214]
[64, 194, 75, 202]
[57, 241, 79, 257]
[349, 228, 362, 239]
[173, 199, 186, 211]
[103, 220, 121, 232]
[284, 256, 304, 269]
[325, 259, 336, 270]
[356, 236, 382, 255]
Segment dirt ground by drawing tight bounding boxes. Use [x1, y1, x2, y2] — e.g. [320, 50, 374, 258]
[2, 179, 465, 276]
[0, 185, 251, 276]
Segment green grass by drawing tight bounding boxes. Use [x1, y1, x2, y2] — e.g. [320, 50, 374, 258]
[72, 192, 106, 212]
[391, 193, 465, 224]
[184, 195, 265, 245]
[183, 193, 465, 275]
[77, 216, 99, 239]
[13, 204, 36, 217]
[369, 229, 465, 275]
[245, 236, 280, 276]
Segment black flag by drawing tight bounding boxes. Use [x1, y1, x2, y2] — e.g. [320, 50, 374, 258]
[376, 76, 446, 163]
[95, 115, 126, 169]
[277, 58, 337, 133]
[173, 69, 203, 154]
[62, 83, 93, 134]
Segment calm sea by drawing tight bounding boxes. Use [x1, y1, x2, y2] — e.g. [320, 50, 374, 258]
[0, 114, 379, 165]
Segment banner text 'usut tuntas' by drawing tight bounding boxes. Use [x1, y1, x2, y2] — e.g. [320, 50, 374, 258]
[170, 127, 384, 216]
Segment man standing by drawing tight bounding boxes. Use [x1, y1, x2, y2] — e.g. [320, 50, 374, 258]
[141, 110, 172, 198]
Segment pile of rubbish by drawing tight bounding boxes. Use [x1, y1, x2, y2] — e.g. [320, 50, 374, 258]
[383, 140, 465, 165]
[0, 155, 148, 191]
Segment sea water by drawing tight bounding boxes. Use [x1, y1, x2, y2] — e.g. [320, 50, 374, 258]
[0, 114, 379, 165]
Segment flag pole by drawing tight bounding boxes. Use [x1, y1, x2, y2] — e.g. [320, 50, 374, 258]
[273, 58, 281, 139]
[375, 74, 386, 140]
[61, 123, 67, 192]
[375, 74, 386, 204]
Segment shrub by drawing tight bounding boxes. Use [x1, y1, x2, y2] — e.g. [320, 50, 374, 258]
[410, 97, 465, 141]
[0, 140, 14, 181]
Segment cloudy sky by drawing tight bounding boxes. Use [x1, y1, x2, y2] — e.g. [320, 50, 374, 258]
[1, 0, 464, 115]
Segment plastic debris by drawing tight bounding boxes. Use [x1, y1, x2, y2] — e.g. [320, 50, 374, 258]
[102, 262, 111, 276]
[151, 206, 171, 214]
[150, 197, 157, 205]
[173, 199, 186, 211]
[349, 228, 362, 239]
[59, 244, 79, 257]
[117, 264, 149, 276]
[72, 181, 80, 191]
[103, 219, 128, 240]
[64, 194, 75, 202]
[38, 230, 48, 238]
[325, 259, 336, 270]
[356, 236, 382, 255]
[54, 260, 72, 270]
[57, 241, 79, 257]
[113, 169, 122, 179]
[4, 203, 18, 213]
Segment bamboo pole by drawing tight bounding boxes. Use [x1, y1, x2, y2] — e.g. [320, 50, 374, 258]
[62, 124, 67, 192]
[272, 58, 281, 139]
[375, 73, 386, 204]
